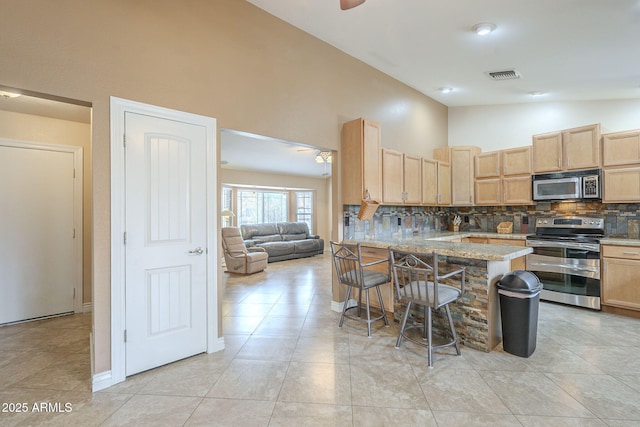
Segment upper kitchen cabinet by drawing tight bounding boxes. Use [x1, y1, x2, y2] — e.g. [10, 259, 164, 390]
[341, 118, 382, 205]
[562, 124, 601, 170]
[602, 129, 640, 203]
[403, 153, 422, 204]
[422, 158, 451, 206]
[502, 146, 532, 176]
[602, 129, 640, 167]
[475, 151, 501, 178]
[435, 146, 480, 206]
[532, 131, 562, 172]
[476, 146, 531, 178]
[532, 124, 601, 173]
[381, 148, 421, 204]
[475, 146, 532, 206]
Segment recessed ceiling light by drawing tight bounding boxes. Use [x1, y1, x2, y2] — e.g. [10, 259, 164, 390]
[528, 91, 545, 97]
[0, 90, 21, 99]
[439, 87, 453, 94]
[472, 23, 496, 36]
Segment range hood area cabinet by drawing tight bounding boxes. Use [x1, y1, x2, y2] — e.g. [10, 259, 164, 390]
[381, 148, 421, 204]
[602, 128, 640, 203]
[341, 118, 382, 205]
[532, 123, 601, 173]
[434, 146, 480, 206]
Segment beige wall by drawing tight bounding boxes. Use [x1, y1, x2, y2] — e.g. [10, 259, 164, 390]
[0, 0, 447, 375]
[0, 110, 92, 305]
[449, 99, 640, 151]
[221, 168, 332, 243]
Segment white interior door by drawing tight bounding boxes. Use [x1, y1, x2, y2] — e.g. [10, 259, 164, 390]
[124, 112, 208, 376]
[0, 144, 75, 324]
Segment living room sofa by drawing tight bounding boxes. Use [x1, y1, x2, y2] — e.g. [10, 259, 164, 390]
[240, 222, 324, 262]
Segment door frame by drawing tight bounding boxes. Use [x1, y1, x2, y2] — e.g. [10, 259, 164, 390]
[0, 138, 83, 316]
[109, 97, 222, 388]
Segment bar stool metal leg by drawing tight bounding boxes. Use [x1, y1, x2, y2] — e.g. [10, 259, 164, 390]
[445, 304, 461, 356]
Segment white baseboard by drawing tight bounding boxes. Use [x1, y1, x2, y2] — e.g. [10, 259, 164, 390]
[92, 371, 113, 392]
[208, 336, 225, 353]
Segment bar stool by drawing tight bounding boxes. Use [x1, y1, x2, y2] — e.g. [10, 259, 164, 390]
[330, 241, 390, 337]
[389, 248, 465, 367]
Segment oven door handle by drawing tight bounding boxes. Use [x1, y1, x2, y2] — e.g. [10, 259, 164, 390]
[530, 261, 599, 273]
[526, 240, 600, 252]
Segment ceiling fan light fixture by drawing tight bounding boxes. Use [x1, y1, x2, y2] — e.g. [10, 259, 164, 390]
[472, 23, 496, 36]
[340, 0, 366, 10]
[315, 151, 332, 163]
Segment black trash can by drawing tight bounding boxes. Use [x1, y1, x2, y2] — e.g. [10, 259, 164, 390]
[497, 270, 543, 358]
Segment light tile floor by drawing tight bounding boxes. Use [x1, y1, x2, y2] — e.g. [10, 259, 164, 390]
[2, 253, 640, 426]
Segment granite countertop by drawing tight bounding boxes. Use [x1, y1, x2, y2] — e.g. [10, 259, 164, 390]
[422, 231, 530, 241]
[601, 238, 640, 247]
[344, 232, 532, 262]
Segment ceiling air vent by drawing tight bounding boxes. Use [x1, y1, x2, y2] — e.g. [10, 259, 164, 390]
[487, 69, 521, 81]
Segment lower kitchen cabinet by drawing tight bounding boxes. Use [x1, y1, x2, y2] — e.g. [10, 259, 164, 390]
[602, 245, 640, 315]
[357, 246, 395, 313]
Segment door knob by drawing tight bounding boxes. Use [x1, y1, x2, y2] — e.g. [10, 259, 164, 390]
[188, 247, 204, 255]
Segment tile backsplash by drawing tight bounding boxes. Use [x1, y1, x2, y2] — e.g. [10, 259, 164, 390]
[343, 202, 640, 239]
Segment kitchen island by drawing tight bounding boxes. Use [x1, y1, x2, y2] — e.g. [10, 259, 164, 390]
[341, 234, 532, 352]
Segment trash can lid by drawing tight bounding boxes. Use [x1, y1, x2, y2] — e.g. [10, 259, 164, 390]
[497, 270, 542, 294]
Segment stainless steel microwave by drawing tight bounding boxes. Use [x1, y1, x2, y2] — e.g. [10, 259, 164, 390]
[532, 169, 601, 201]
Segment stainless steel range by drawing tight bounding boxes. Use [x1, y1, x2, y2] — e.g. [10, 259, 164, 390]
[526, 216, 604, 310]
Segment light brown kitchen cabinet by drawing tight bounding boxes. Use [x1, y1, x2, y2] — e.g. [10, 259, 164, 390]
[474, 177, 532, 206]
[563, 124, 601, 170]
[403, 154, 422, 204]
[381, 148, 404, 204]
[503, 176, 532, 205]
[602, 129, 640, 167]
[357, 246, 395, 313]
[602, 129, 640, 203]
[475, 147, 532, 206]
[603, 167, 640, 203]
[422, 158, 450, 206]
[437, 162, 452, 205]
[475, 179, 501, 205]
[341, 118, 382, 205]
[532, 124, 601, 173]
[502, 146, 532, 176]
[602, 245, 640, 314]
[532, 131, 563, 172]
[381, 149, 422, 204]
[442, 146, 480, 206]
[475, 151, 501, 178]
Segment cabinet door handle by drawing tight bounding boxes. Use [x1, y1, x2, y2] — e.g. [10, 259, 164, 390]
[623, 251, 639, 255]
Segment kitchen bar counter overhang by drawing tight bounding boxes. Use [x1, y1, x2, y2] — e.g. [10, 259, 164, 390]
[341, 233, 533, 352]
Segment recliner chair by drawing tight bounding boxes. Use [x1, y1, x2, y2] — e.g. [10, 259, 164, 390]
[221, 227, 268, 274]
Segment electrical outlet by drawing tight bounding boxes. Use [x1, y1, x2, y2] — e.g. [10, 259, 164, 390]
[522, 216, 529, 225]
[464, 216, 469, 223]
